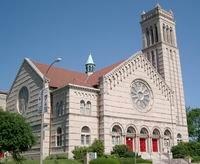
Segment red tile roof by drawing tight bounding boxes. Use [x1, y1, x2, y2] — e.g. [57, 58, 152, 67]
[33, 60, 123, 89]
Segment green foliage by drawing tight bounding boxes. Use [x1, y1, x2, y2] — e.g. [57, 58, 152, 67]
[45, 154, 68, 160]
[88, 139, 104, 157]
[191, 156, 200, 162]
[187, 107, 200, 141]
[90, 157, 120, 164]
[171, 141, 200, 160]
[0, 110, 36, 162]
[111, 145, 129, 158]
[72, 146, 88, 162]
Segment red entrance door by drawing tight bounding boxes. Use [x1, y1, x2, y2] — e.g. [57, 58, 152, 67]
[152, 139, 158, 152]
[140, 138, 146, 152]
[0, 151, 4, 159]
[126, 137, 133, 151]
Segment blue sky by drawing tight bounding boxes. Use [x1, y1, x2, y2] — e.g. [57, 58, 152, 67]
[0, 0, 199, 107]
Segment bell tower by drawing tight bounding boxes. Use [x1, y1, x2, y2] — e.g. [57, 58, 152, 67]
[140, 4, 188, 140]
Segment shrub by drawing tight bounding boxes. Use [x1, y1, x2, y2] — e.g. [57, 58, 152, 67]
[72, 146, 88, 162]
[89, 139, 104, 157]
[90, 157, 120, 164]
[171, 141, 200, 159]
[45, 153, 68, 160]
[111, 145, 128, 157]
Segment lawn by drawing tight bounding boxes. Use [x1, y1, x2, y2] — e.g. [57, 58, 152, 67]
[3, 159, 81, 164]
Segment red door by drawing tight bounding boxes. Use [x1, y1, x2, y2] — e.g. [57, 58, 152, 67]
[126, 137, 133, 151]
[0, 151, 4, 159]
[152, 139, 158, 152]
[140, 138, 146, 152]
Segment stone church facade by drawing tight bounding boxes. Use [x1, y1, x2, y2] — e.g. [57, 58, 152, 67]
[6, 5, 188, 159]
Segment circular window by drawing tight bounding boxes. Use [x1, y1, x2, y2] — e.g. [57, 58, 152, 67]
[18, 86, 29, 113]
[131, 79, 153, 112]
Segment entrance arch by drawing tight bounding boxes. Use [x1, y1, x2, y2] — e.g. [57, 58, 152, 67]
[152, 128, 161, 152]
[140, 127, 149, 152]
[126, 126, 136, 151]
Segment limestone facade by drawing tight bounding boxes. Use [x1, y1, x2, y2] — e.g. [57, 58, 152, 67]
[6, 5, 188, 160]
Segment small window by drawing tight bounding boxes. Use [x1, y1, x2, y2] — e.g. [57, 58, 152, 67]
[57, 127, 62, 146]
[86, 101, 91, 115]
[81, 126, 90, 145]
[56, 102, 59, 116]
[80, 100, 85, 113]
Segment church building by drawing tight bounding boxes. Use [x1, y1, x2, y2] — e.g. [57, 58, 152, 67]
[6, 5, 188, 160]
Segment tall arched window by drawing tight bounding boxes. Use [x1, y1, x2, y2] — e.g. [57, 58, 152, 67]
[112, 125, 122, 145]
[80, 100, 85, 114]
[81, 126, 90, 145]
[177, 133, 182, 143]
[57, 127, 62, 146]
[86, 101, 91, 115]
[18, 86, 29, 114]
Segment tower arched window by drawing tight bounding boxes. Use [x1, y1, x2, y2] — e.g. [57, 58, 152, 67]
[112, 125, 122, 145]
[154, 24, 158, 42]
[146, 28, 150, 46]
[80, 100, 85, 113]
[86, 101, 91, 115]
[57, 127, 63, 146]
[150, 26, 154, 44]
[81, 126, 91, 145]
[18, 86, 29, 114]
[163, 24, 166, 41]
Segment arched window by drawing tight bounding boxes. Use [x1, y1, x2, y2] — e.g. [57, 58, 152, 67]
[140, 128, 148, 137]
[152, 129, 160, 138]
[112, 125, 122, 145]
[177, 133, 182, 143]
[57, 127, 62, 146]
[127, 126, 136, 136]
[86, 101, 91, 115]
[80, 100, 85, 114]
[18, 86, 29, 113]
[59, 101, 64, 116]
[81, 126, 90, 145]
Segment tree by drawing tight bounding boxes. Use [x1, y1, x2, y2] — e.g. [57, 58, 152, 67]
[0, 110, 36, 162]
[187, 107, 200, 141]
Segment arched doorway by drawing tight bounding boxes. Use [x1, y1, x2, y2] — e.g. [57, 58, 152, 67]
[140, 127, 149, 152]
[152, 128, 160, 152]
[126, 126, 136, 151]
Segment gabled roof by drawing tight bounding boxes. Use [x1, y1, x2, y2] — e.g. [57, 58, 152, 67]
[33, 60, 124, 89]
